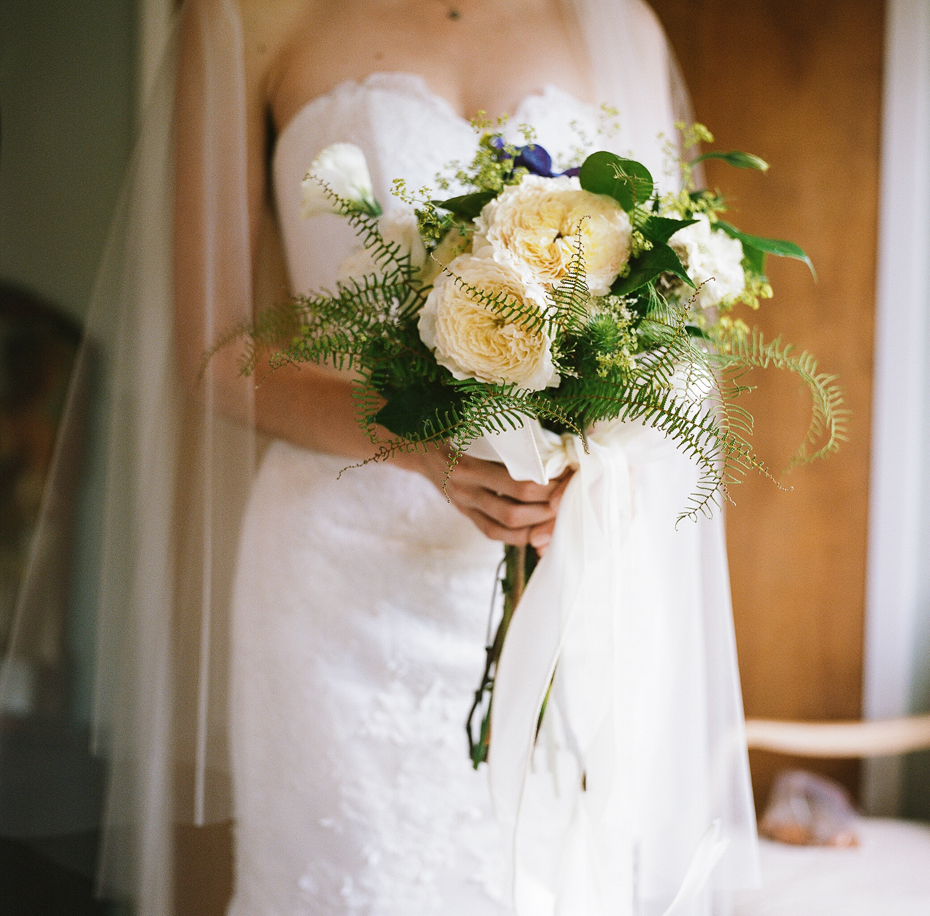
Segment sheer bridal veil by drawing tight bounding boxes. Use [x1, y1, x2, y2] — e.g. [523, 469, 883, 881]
[2, 1, 256, 907]
[0, 0, 752, 912]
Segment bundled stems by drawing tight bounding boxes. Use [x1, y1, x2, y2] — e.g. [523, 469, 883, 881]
[467, 544, 537, 768]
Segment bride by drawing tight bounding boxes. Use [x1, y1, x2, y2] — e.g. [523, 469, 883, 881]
[8, 0, 758, 913]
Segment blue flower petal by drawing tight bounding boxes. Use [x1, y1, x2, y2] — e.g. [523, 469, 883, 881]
[515, 144, 554, 177]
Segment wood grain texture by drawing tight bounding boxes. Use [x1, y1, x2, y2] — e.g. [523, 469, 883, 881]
[649, 0, 884, 808]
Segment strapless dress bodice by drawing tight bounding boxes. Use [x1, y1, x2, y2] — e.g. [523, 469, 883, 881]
[271, 73, 606, 295]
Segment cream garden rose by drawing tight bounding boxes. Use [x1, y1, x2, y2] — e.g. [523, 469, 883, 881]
[418, 254, 559, 391]
[473, 175, 632, 295]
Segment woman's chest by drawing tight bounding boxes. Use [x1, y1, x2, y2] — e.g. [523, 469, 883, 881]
[266, 0, 593, 131]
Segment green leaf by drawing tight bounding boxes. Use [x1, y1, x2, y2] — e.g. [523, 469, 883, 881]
[692, 150, 769, 171]
[579, 151, 654, 211]
[373, 380, 462, 439]
[641, 215, 696, 246]
[716, 220, 816, 278]
[685, 324, 711, 341]
[740, 244, 767, 278]
[432, 190, 496, 221]
[612, 242, 694, 296]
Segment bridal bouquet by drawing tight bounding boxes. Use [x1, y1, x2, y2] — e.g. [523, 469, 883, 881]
[234, 121, 846, 766]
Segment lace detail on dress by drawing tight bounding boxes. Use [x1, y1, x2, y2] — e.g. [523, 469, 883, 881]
[309, 670, 507, 914]
[228, 444, 507, 916]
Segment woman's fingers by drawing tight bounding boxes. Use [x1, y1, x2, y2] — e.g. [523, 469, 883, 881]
[450, 453, 566, 503]
[411, 445, 574, 548]
[529, 472, 571, 553]
[456, 503, 558, 551]
[444, 458, 574, 548]
[456, 484, 557, 530]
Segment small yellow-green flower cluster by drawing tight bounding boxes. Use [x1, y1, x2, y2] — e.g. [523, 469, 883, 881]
[436, 116, 531, 196]
[737, 273, 774, 312]
[391, 178, 459, 254]
[591, 295, 639, 377]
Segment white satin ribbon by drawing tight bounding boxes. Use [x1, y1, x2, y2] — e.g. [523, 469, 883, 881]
[471, 420, 726, 915]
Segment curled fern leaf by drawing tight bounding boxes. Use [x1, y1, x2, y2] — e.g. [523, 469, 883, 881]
[712, 327, 849, 469]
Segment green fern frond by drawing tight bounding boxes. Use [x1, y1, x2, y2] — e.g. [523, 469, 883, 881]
[353, 379, 465, 447]
[206, 299, 302, 380]
[713, 326, 849, 468]
[444, 269, 550, 334]
[338, 206, 422, 284]
[548, 227, 593, 335]
[439, 384, 582, 480]
[558, 382, 727, 517]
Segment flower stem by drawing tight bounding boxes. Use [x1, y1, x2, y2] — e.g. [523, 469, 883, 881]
[466, 544, 536, 768]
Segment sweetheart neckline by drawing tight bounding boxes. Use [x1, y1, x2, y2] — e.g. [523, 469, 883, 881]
[273, 72, 593, 161]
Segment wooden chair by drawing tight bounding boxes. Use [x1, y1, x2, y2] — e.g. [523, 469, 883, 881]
[732, 715, 930, 915]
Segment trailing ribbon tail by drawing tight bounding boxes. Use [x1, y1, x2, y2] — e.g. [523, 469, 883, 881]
[481, 421, 632, 914]
[662, 821, 728, 916]
[478, 419, 729, 915]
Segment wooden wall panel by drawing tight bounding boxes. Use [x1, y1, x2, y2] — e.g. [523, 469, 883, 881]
[650, 0, 884, 807]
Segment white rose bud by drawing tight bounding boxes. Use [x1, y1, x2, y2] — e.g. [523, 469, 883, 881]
[302, 143, 380, 217]
[419, 254, 559, 391]
[669, 215, 746, 310]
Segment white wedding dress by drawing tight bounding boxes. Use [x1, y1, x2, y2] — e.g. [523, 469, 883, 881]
[226, 74, 757, 916]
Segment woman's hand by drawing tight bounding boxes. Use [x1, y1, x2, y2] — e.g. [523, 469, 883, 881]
[412, 446, 573, 553]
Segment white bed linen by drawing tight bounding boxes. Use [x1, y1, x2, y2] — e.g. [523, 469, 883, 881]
[733, 817, 930, 916]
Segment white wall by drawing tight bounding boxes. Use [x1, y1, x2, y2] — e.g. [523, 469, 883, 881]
[863, 0, 930, 817]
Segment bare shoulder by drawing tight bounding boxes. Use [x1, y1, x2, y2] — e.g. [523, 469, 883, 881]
[236, 0, 308, 51]
[233, 0, 309, 84]
[631, 0, 671, 44]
